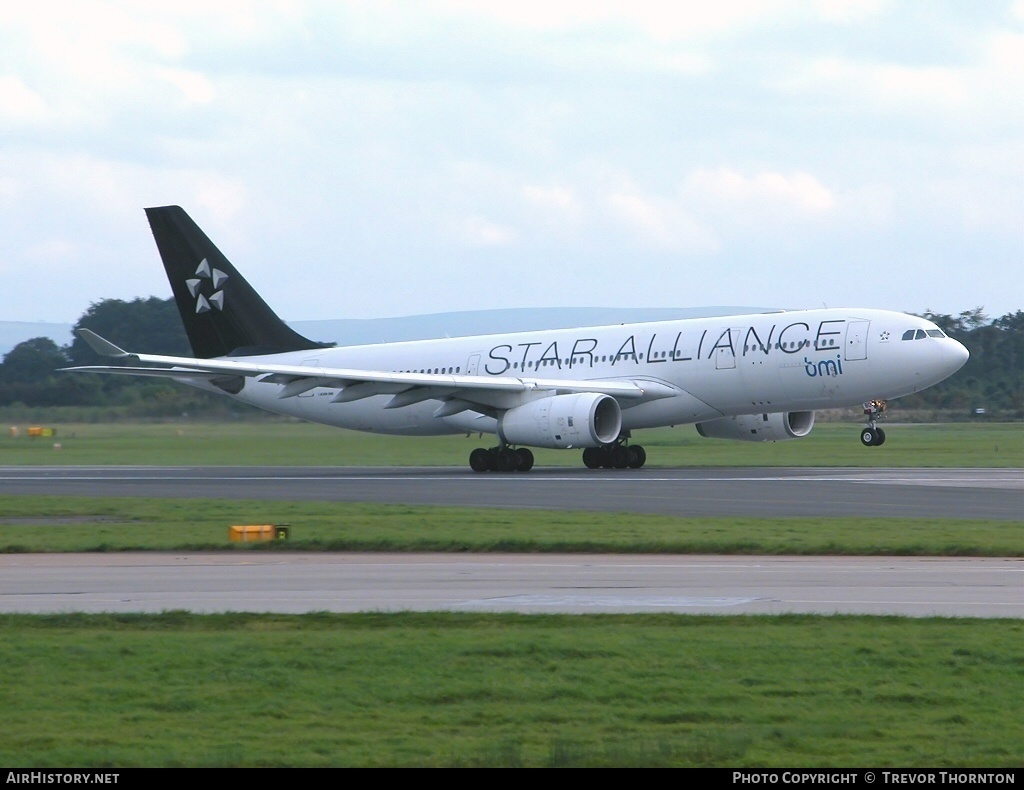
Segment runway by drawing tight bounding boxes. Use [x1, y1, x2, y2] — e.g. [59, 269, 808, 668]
[1, 553, 1020, 618]
[1, 465, 1021, 519]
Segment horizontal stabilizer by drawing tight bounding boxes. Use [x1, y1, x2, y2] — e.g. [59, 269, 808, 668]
[61, 365, 227, 381]
[77, 328, 130, 358]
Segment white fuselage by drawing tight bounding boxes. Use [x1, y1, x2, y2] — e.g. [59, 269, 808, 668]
[206, 307, 968, 437]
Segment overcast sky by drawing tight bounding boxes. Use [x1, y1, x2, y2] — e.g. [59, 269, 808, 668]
[1, 0, 1021, 324]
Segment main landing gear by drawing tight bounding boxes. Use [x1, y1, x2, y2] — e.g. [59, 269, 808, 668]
[469, 445, 534, 473]
[582, 436, 647, 470]
[467, 436, 649, 472]
[860, 399, 888, 447]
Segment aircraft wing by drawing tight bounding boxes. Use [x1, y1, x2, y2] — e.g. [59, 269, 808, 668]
[64, 329, 677, 412]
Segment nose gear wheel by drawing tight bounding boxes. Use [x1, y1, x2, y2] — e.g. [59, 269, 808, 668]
[860, 400, 888, 447]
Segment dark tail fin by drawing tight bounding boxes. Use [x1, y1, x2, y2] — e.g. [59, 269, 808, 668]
[145, 205, 329, 358]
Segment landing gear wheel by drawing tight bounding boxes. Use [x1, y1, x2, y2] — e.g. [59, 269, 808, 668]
[496, 449, 518, 472]
[627, 445, 647, 469]
[515, 447, 534, 472]
[469, 447, 493, 472]
[583, 438, 647, 470]
[861, 400, 888, 449]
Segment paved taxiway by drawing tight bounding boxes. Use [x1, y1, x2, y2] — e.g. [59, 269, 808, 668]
[0, 553, 1020, 617]
[1, 466, 1021, 519]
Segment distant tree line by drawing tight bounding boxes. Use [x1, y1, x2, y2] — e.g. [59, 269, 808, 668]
[899, 308, 1023, 419]
[0, 297, 236, 418]
[0, 298, 1021, 419]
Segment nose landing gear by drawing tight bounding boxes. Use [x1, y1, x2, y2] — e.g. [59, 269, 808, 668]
[860, 400, 888, 447]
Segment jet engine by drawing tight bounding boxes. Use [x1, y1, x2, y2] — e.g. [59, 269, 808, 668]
[695, 411, 815, 442]
[498, 393, 622, 449]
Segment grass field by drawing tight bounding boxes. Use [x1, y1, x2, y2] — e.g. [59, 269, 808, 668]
[0, 496, 1020, 555]
[1, 420, 1021, 468]
[1, 612, 1020, 768]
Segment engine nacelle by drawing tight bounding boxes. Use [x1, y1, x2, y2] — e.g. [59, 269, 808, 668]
[695, 411, 815, 442]
[498, 393, 622, 449]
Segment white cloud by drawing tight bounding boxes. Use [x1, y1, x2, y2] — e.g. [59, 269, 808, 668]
[0, 76, 49, 123]
[19, 4, 184, 81]
[193, 177, 248, 225]
[862, 63, 967, 107]
[605, 189, 718, 252]
[459, 216, 516, 247]
[770, 23, 1022, 124]
[775, 57, 968, 111]
[686, 168, 836, 215]
[986, 30, 1024, 73]
[154, 67, 216, 105]
[520, 184, 583, 233]
[442, 0, 805, 40]
[0, 2, 1019, 321]
[812, 0, 888, 23]
[553, 39, 713, 76]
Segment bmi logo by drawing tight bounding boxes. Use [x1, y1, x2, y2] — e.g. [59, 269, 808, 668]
[185, 259, 228, 314]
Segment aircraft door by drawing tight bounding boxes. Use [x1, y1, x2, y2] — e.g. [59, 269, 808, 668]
[715, 328, 742, 370]
[845, 321, 870, 361]
[466, 354, 481, 375]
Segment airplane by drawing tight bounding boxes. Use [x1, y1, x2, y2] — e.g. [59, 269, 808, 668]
[65, 205, 970, 472]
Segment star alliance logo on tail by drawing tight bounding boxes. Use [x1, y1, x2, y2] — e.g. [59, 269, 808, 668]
[185, 258, 228, 313]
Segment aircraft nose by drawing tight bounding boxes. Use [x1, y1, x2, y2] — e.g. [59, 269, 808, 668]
[946, 338, 969, 373]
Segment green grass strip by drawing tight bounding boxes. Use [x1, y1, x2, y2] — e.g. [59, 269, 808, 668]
[0, 496, 1020, 555]
[1, 421, 1021, 467]
[0, 612, 1020, 767]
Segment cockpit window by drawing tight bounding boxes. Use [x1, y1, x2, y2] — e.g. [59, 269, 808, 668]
[902, 329, 934, 340]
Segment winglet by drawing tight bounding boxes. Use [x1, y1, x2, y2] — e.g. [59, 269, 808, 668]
[77, 328, 130, 358]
